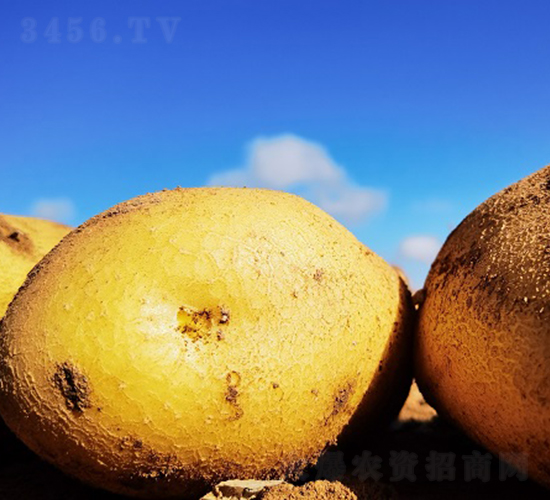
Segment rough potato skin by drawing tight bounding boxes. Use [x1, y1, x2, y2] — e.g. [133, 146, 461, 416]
[416, 165, 550, 489]
[0, 214, 70, 317]
[0, 215, 70, 449]
[0, 188, 413, 499]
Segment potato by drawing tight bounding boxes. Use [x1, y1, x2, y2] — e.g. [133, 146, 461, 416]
[416, 165, 550, 488]
[0, 188, 413, 499]
[0, 214, 70, 317]
[0, 214, 70, 451]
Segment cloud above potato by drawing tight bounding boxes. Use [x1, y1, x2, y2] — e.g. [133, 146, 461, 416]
[30, 198, 76, 224]
[208, 134, 387, 224]
[399, 235, 442, 265]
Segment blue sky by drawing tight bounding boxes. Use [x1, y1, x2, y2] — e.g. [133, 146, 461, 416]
[1, 0, 550, 288]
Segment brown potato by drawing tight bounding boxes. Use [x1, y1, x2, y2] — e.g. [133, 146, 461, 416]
[416, 165, 550, 488]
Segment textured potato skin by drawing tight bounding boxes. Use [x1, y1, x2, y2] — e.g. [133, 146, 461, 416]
[0, 188, 412, 499]
[0, 214, 70, 317]
[0, 215, 70, 450]
[416, 166, 550, 489]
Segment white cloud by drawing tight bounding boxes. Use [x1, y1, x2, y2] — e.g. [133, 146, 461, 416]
[30, 198, 76, 224]
[207, 134, 387, 224]
[399, 235, 441, 265]
[314, 184, 387, 222]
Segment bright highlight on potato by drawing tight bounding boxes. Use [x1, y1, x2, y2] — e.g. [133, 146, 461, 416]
[0, 188, 413, 499]
[416, 165, 550, 489]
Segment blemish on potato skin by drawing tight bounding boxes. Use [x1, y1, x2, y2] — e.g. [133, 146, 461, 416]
[225, 371, 244, 421]
[332, 387, 350, 415]
[53, 362, 91, 412]
[0, 217, 35, 256]
[219, 308, 230, 324]
[362, 246, 373, 257]
[226, 370, 241, 386]
[120, 436, 144, 451]
[327, 382, 355, 421]
[177, 306, 231, 342]
[313, 268, 324, 281]
[225, 386, 238, 404]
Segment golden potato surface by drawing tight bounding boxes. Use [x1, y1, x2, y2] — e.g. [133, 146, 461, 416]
[0, 188, 412, 498]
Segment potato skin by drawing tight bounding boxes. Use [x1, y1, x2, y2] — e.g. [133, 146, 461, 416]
[0, 188, 412, 499]
[0, 215, 70, 449]
[416, 166, 550, 488]
[0, 214, 70, 317]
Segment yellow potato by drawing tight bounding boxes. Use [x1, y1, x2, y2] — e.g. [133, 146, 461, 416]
[0, 188, 413, 498]
[0, 214, 70, 451]
[0, 214, 70, 317]
[416, 165, 550, 489]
